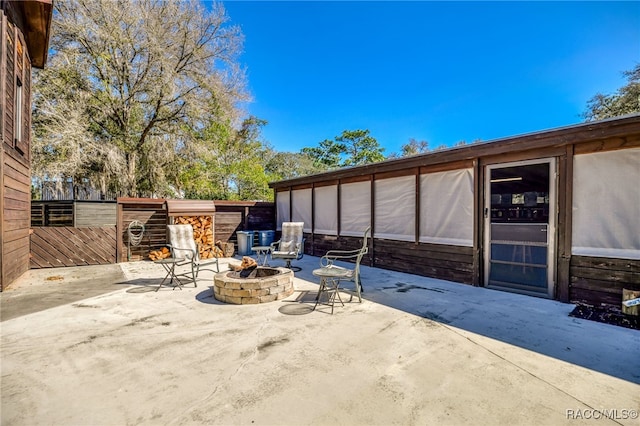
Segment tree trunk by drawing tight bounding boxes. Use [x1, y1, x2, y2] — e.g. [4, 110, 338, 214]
[126, 151, 137, 196]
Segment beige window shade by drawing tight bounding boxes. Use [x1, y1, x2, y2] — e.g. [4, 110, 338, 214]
[276, 191, 290, 231]
[340, 181, 371, 237]
[420, 168, 474, 246]
[374, 175, 415, 241]
[314, 185, 338, 235]
[291, 188, 312, 233]
[572, 148, 640, 259]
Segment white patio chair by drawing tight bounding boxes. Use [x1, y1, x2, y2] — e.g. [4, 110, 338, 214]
[166, 224, 219, 286]
[270, 222, 305, 271]
[319, 226, 370, 301]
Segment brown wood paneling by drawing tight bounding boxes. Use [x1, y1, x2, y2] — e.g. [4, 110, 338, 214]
[310, 234, 372, 265]
[573, 134, 640, 155]
[4, 174, 29, 193]
[116, 198, 167, 262]
[4, 217, 29, 231]
[2, 244, 29, 283]
[1, 2, 51, 290]
[313, 179, 339, 188]
[3, 192, 28, 210]
[121, 208, 168, 262]
[29, 227, 117, 269]
[3, 156, 29, 184]
[373, 239, 475, 284]
[419, 159, 474, 174]
[165, 199, 216, 216]
[3, 227, 28, 244]
[374, 167, 419, 181]
[4, 20, 14, 146]
[472, 159, 482, 286]
[556, 146, 573, 302]
[340, 175, 372, 185]
[214, 201, 275, 245]
[480, 146, 566, 167]
[75, 202, 117, 227]
[246, 205, 276, 230]
[215, 211, 243, 243]
[2, 143, 30, 291]
[570, 255, 640, 309]
[291, 183, 314, 190]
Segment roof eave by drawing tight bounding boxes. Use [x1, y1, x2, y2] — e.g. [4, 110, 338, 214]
[269, 114, 640, 189]
[20, 0, 53, 69]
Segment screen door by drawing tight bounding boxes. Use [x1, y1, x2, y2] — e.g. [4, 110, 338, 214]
[485, 159, 556, 297]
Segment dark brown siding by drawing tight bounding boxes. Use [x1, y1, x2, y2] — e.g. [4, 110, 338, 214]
[213, 201, 275, 245]
[373, 240, 475, 285]
[570, 256, 640, 309]
[1, 7, 31, 290]
[4, 20, 14, 144]
[304, 233, 473, 284]
[309, 234, 373, 266]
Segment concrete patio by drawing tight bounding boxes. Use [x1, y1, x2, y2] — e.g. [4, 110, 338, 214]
[1, 256, 638, 425]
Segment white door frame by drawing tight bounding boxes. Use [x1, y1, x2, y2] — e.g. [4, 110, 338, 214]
[484, 157, 557, 298]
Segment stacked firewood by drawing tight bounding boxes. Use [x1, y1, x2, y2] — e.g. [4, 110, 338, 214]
[147, 216, 233, 260]
[149, 247, 171, 261]
[174, 215, 219, 259]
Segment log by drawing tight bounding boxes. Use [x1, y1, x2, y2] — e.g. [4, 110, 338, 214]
[174, 215, 215, 261]
[622, 289, 639, 316]
[148, 247, 171, 261]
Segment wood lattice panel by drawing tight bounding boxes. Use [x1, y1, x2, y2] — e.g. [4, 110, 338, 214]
[30, 227, 117, 268]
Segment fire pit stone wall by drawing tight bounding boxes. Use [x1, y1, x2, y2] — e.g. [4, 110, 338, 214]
[212, 267, 294, 304]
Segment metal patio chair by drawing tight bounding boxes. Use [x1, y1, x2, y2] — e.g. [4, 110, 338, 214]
[270, 222, 305, 271]
[166, 224, 219, 286]
[319, 226, 370, 302]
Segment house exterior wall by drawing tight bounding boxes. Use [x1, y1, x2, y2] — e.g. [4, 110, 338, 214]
[1, 2, 32, 290]
[272, 116, 640, 309]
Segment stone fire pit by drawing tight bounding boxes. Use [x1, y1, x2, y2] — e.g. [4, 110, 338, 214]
[212, 267, 294, 304]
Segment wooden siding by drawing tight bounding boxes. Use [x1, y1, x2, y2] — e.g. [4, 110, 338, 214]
[1, 69, 29, 289]
[570, 256, 640, 309]
[30, 227, 116, 268]
[304, 233, 473, 284]
[1, 2, 51, 289]
[214, 201, 275, 245]
[75, 202, 117, 227]
[30, 201, 74, 226]
[1, 5, 36, 290]
[309, 234, 373, 266]
[118, 201, 168, 262]
[373, 240, 475, 285]
[4, 19, 14, 144]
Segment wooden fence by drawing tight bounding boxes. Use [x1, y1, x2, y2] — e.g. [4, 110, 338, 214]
[30, 227, 117, 268]
[31, 200, 117, 227]
[117, 198, 168, 262]
[30, 199, 276, 267]
[214, 201, 276, 246]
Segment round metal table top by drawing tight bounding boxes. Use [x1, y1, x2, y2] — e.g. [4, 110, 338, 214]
[154, 257, 184, 264]
[312, 266, 351, 278]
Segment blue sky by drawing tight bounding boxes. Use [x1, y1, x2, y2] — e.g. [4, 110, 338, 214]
[222, 1, 640, 155]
